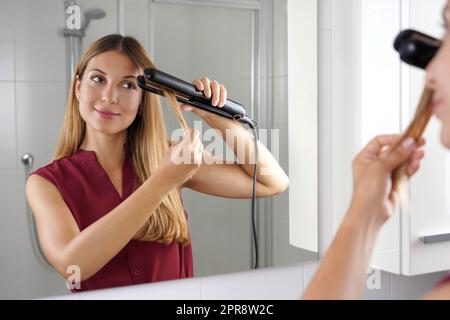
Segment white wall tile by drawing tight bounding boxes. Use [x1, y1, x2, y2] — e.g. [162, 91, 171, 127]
[18, 253, 68, 299]
[0, 83, 16, 169]
[272, 188, 288, 221]
[0, 0, 15, 81]
[184, 188, 252, 277]
[14, 0, 66, 82]
[201, 263, 303, 299]
[0, 254, 19, 299]
[0, 170, 19, 257]
[16, 166, 39, 258]
[123, 0, 150, 51]
[271, 122, 287, 174]
[273, 0, 287, 77]
[152, 3, 253, 83]
[77, 0, 118, 55]
[218, 79, 252, 116]
[272, 76, 288, 125]
[16, 82, 67, 170]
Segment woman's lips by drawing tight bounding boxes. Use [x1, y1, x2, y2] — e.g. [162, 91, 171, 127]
[95, 108, 119, 119]
[433, 98, 443, 117]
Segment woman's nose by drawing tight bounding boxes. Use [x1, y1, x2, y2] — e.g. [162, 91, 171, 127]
[425, 63, 437, 90]
[101, 84, 118, 104]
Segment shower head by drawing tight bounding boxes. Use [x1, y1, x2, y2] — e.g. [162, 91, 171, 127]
[81, 8, 106, 31]
[85, 8, 106, 20]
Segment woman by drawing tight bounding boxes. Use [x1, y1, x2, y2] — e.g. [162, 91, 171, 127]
[25, 34, 289, 292]
[303, 1, 450, 300]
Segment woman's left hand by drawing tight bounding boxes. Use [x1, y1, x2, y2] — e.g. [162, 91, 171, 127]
[350, 134, 426, 225]
[180, 77, 228, 119]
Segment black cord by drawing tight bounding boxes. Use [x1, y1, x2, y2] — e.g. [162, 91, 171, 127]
[243, 117, 259, 270]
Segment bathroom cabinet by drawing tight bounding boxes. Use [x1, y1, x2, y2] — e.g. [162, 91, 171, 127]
[361, 0, 450, 275]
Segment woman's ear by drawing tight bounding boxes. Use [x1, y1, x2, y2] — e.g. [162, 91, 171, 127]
[74, 75, 81, 101]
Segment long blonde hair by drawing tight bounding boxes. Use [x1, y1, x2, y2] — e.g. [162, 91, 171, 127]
[54, 34, 190, 245]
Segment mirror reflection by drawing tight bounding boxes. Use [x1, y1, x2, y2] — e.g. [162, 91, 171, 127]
[0, 0, 318, 299]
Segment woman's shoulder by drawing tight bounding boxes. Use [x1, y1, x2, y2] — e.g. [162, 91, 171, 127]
[28, 152, 83, 182]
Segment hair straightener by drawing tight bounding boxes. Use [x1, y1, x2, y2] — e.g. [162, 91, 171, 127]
[393, 29, 441, 69]
[390, 29, 440, 205]
[137, 68, 257, 127]
[137, 68, 260, 269]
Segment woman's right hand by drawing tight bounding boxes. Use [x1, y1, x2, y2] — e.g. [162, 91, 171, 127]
[154, 128, 203, 188]
[349, 134, 425, 225]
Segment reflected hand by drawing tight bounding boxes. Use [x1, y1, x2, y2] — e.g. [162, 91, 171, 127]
[155, 128, 203, 188]
[180, 76, 228, 119]
[350, 134, 425, 224]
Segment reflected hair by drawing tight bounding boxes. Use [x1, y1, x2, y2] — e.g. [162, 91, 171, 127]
[53, 34, 190, 245]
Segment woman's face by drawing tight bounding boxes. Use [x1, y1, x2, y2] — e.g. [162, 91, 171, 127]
[75, 50, 142, 135]
[426, 2, 450, 148]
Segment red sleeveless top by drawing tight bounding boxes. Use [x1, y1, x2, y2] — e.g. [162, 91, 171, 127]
[29, 142, 194, 292]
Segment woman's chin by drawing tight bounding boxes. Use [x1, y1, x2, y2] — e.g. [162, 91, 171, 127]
[88, 122, 122, 135]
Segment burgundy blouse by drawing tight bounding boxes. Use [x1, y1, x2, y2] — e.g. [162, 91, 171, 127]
[29, 142, 193, 292]
[436, 273, 450, 288]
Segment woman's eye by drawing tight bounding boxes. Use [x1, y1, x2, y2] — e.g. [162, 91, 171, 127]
[91, 75, 104, 83]
[123, 82, 137, 90]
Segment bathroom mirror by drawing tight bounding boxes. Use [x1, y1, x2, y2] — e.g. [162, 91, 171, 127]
[0, 0, 318, 299]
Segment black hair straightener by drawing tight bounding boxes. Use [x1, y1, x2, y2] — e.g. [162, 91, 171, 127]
[393, 29, 441, 69]
[137, 68, 257, 128]
[137, 68, 260, 269]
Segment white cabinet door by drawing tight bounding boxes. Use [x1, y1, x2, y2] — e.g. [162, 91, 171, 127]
[402, 0, 450, 275]
[360, 0, 450, 275]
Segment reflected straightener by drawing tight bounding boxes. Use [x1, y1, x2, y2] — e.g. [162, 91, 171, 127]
[137, 68, 256, 127]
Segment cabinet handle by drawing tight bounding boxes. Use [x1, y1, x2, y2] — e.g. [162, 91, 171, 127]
[420, 233, 450, 244]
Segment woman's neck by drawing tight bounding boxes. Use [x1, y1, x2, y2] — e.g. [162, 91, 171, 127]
[79, 133, 127, 171]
